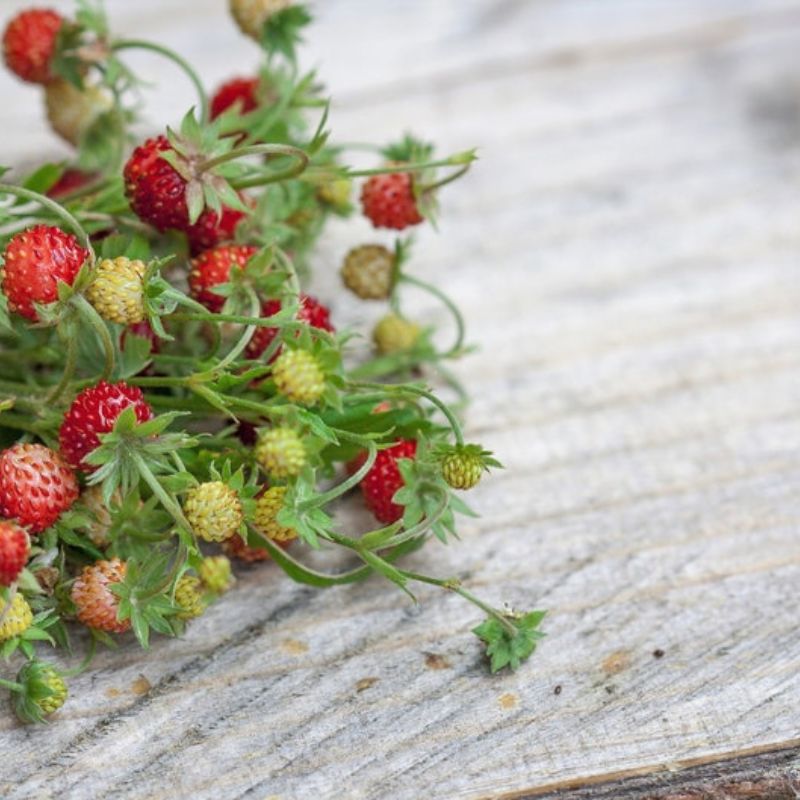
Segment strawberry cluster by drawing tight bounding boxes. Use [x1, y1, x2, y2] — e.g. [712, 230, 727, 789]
[0, 1, 543, 723]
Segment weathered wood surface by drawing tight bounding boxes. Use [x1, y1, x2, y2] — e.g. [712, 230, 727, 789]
[2, 1, 800, 798]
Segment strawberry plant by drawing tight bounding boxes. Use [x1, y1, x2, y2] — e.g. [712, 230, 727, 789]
[0, 0, 545, 722]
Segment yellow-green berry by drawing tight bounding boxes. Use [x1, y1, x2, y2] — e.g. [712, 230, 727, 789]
[229, 0, 292, 40]
[341, 244, 394, 300]
[13, 661, 67, 723]
[372, 314, 420, 354]
[86, 257, 147, 325]
[0, 592, 33, 640]
[199, 556, 233, 594]
[253, 486, 297, 542]
[44, 78, 112, 146]
[174, 575, 205, 620]
[184, 481, 243, 542]
[441, 450, 484, 490]
[255, 428, 306, 479]
[317, 178, 351, 212]
[272, 349, 325, 406]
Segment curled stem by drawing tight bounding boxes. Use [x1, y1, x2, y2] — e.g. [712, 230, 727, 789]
[0, 183, 94, 255]
[400, 273, 466, 358]
[112, 39, 209, 121]
[199, 144, 309, 188]
[72, 294, 114, 382]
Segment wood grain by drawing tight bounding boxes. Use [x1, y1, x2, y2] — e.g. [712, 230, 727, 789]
[1, 1, 799, 798]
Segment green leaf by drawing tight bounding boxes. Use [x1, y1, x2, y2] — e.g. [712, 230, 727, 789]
[473, 610, 546, 673]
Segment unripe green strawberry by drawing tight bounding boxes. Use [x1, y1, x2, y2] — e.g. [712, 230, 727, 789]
[272, 349, 325, 406]
[44, 78, 112, 146]
[174, 575, 205, 620]
[341, 244, 394, 300]
[13, 661, 67, 723]
[441, 450, 483, 490]
[184, 481, 243, 542]
[229, 0, 292, 40]
[372, 314, 420, 354]
[199, 555, 233, 594]
[317, 178, 351, 212]
[0, 592, 33, 640]
[255, 428, 306, 479]
[86, 257, 147, 326]
[253, 486, 296, 542]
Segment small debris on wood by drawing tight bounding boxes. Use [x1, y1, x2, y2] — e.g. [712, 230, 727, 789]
[355, 677, 379, 693]
[424, 652, 451, 670]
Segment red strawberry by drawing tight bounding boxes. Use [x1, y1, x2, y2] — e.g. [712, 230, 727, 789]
[123, 135, 189, 232]
[71, 558, 130, 633]
[188, 244, 257, 312]
[360, 172, 423, 230]
[59, 381, 154, 472]
[2, 8, 62, 84]
[0, 521, 29, 585]
[46, 169, 96, 200]
[246, 294, 334, 360]
[185, 205, 247, 256]
[1, 225, 88, 321]
[0, 444, 79, 533]
[210, 76, 259, 120]
[355, 439, 417, 524]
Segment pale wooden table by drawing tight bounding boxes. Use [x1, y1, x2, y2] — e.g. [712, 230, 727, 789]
[1, 2, 800, 798]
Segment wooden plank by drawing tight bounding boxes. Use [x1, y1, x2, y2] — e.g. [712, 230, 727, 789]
[1, 1, 800, 798]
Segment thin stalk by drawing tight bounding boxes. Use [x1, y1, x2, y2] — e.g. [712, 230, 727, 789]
[72, 294, 115, 382]
[112, 40, 209, 121]
[0, 184, 94, 255]
[299, 440, 377, 511]
[130, 451, 191, 532]
[340, 152, 475, 179]
[61, 636, 97, 678]
[419, 161, 472, 192]
[199, 144, 309, 187]
[45, 332, 78, 404]
[0, 679, 22, 692]
[400, 274, 466, 357]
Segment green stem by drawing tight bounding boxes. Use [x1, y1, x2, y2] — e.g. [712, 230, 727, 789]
[369, 489, 449, 549]
[0, 678, 22, 692]
[399, 274, 466, 358]
[200, 287, 260, 376]
[419, 161, 472, 192]
[341, 151, 476, 179]
[400, 570, 518, 637]
[349, 381, 464, 445]
[129, 451, 191, 532]
[61, 636, 97, 678]
[72, 294, 115, 382]
[199, 144, 309, 187]
[299, 439, 377, 511]
[45, 330, 78, 404]
[0, 184, 94, 255]
[112, 39, 209, 121]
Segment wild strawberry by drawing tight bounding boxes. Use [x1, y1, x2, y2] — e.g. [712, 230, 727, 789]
[44, 79, 112, 146]
[0, 444, 79, 533]
[372, 314, 420, 354]
[86, 257, 147, 325]
[441, 447, 484, 490]
[253, 486, 296, 542]
[0, 522, 29, 586]
[183, 481, 243, 542]
[357, 439, 417, 524]
[272, 348, 325, 406]
[341, 244, 394, 300]
[185, 205, 247, 256]
[245, 294, 334, 360]
[2, 8, 63, 84]
[13, 661, 67, 722]
[174, 575, 205, 620]
[46, 169, 96, 200]
[229, 0, 292, 41]
[0, 592, 33, 640]
[188, 244, 257, 312]
[71, 558, 130, 634]
[123, 135, 190, 232]
[59, 381, 154, 472]
[222, 532, 269, 563]
[361, 172, 423, 230]
[255, 428, 306, 479]
[210, 76, 260, 119]
[199, 555, 233, 593]
[1, 225, 88, 321]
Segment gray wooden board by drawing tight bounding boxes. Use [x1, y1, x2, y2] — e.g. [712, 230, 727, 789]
[1, 1, 800, 798]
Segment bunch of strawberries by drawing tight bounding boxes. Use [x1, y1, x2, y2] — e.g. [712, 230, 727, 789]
[0, 0, 543, 723]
